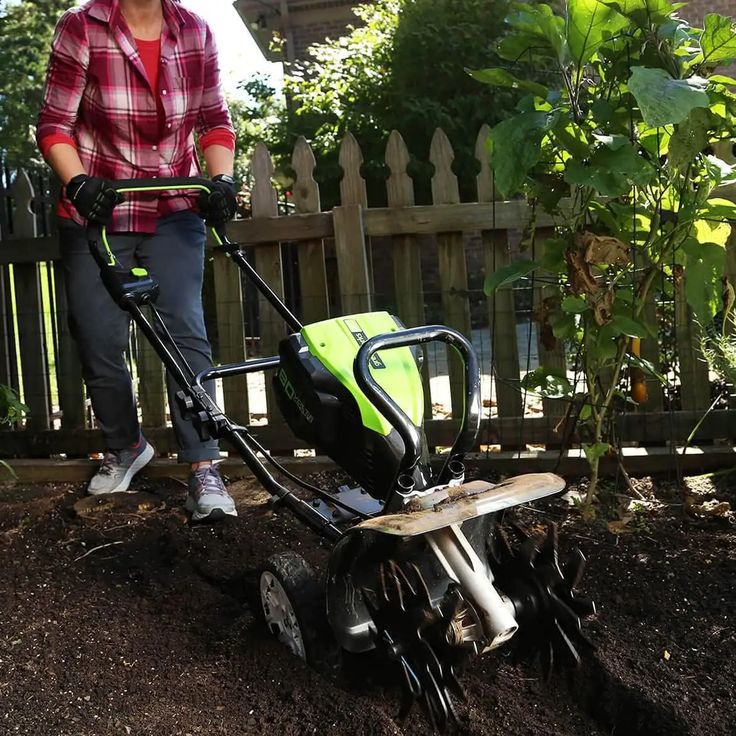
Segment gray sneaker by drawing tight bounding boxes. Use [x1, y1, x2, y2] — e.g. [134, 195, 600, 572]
[185, 464, 237, 522]
[87, 440, 155, 495]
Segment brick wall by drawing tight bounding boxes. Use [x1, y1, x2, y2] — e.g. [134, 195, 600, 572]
[680, 0, 734, 24]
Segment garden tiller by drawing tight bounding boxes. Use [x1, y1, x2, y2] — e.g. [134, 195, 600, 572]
[89, 177, 596, 729]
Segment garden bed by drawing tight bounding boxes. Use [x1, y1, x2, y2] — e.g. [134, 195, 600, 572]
[0, 469, 734, 735]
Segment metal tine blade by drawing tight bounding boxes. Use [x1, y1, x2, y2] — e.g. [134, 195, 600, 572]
[424, 666, 449, 733]
[447, 665, 467, 701]
[491, 524, 514, 563]
[379, 562, 390, 603]
[549, 591, 582, 633]
[540, 523, 560, 569]
[567, 593, 596, 618]
[386, 560, 407, 611]
[409, 562, 433, 609]
[554, 620, 582, 668]
[519, 537, 539, 565]
[401, 656, 423, 698]
[509, 520, 530, 543]
[563, 548, 587, 590]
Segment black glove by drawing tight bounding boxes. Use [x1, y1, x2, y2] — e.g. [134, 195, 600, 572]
[199, 174, 237, 227]
[66, 174, 124, 225]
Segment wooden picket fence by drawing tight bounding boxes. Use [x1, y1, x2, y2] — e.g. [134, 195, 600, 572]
[1, 128, 735, 463]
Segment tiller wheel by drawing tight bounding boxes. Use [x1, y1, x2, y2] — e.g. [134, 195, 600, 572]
[488, 522, 596, 679]
[354, 521, 596, 730]
[361, 561, 482, 730]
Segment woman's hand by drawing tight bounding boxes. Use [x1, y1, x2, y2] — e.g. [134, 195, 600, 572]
[66, 174, 124, 225]
[198, 174, 237, 227]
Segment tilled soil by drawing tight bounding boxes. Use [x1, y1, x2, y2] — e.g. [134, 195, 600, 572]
[0, 469, 734, 736]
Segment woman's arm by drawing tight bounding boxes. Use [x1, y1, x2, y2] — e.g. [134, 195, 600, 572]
[37, 10, 89, 183]
[45, 143, 85, 186]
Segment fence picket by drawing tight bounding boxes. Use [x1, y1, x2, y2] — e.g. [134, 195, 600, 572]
[52, 264, 86, 430]
[135, 318, 167, 429]
[251, 143, 286, 422]
[9, 172, 50, 432]
[385, 130, 432, 421]
[476, 125, 522, 433]
[430, 128, 470, 420]
[292, 136, 329, 324]
[675, 282, 710, 411]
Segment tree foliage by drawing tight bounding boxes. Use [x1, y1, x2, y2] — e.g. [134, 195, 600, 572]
[474, 1, 736, 504]
[0, 0, 75, 168]
[252, 0, 525, 205]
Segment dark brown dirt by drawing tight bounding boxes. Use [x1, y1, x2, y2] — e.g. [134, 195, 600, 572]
[0, 469, 734, 736]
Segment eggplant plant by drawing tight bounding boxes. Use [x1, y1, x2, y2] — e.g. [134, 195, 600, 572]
[471, 0, 736, 504]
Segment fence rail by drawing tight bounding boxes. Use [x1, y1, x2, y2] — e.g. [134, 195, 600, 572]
[1, 129, 735, 460]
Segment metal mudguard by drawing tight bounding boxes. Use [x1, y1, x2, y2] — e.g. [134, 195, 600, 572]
[353, 473, 566, 537]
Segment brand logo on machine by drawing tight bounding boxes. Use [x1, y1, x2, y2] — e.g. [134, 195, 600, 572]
[344, 319, 385, 369]
[277, 368, 314, 423]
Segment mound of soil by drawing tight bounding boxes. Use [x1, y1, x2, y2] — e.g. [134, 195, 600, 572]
[0, 469, 734, 735]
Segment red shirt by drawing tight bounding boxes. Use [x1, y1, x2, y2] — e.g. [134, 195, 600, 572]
[37, 0, 236, 233]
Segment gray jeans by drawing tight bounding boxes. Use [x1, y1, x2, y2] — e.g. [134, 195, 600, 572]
[58, 211, 220, 463]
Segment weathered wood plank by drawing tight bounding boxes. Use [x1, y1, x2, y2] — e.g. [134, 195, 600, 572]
[5, 445, 736, 484]
[2, 410, 733, 457]
[251, 143, 287, 421]
[0, 201, 572, 262]
[484, 232, 523, 420]
[640, 290, 665, 412]
[212, 249, 250, 423]
[292, 136, 329, 324]
[431, 129, 470, 419]
[385, 130, 432, 420]
[135, 316, 167, 428]
[52, 261, 86, 429]
[9, 172, 50, 431]
[476, 126, 522, 429]
[675, 279, 710, 411]
[333, 204, 372, 315]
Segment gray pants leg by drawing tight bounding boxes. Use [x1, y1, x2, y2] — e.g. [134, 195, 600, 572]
[58, 211, 220, 463]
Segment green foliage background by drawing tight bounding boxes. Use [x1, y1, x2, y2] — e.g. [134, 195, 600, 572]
[246, 0, 530, 206]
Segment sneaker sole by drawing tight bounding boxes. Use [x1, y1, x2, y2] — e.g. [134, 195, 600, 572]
[184, 496, 238, 522]
[87, 443, 155, 496]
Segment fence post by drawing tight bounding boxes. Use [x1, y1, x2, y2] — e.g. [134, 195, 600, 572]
[334, 133, 372, 315]
[292, 136, 329, 324]
[430, 128, 471, 420]
[251, 142, 286, 422]
[9, 171, 50, 432]
[385, 130, 433, 421]
[476, 125, 523, 441]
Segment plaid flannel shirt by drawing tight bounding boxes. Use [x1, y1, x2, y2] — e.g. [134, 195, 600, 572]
[37, 0, 234, 233]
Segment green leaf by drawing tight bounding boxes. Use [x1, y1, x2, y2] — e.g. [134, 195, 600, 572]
[467, 67, 548, 99]
[599, 0, 674, 28]
[552, 313, 578, 340]
[565, 141, 655, 197]
[488, 111, 556, 196]
[484, 259, 538, 295]
[567, 0, 628, 66]
[627, 67, 709, 127]
[695, 14, 736, 66]
[698, 198, 736, 222]
[504, 3, 569, 64]
[708, 74, 736, 87]
[583, 442, 611, 465]
[667, 107, 713, 171]
[539, 238, 568, 273]
[683, 239, 727, 322]
[521, 366, 574, 399]
[625, 353, 668, 385]
[561, 296, 589, 313]
[608, 314, 648, 338]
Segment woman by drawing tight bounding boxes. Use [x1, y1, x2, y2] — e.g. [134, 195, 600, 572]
[37, 0, 238, 522]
